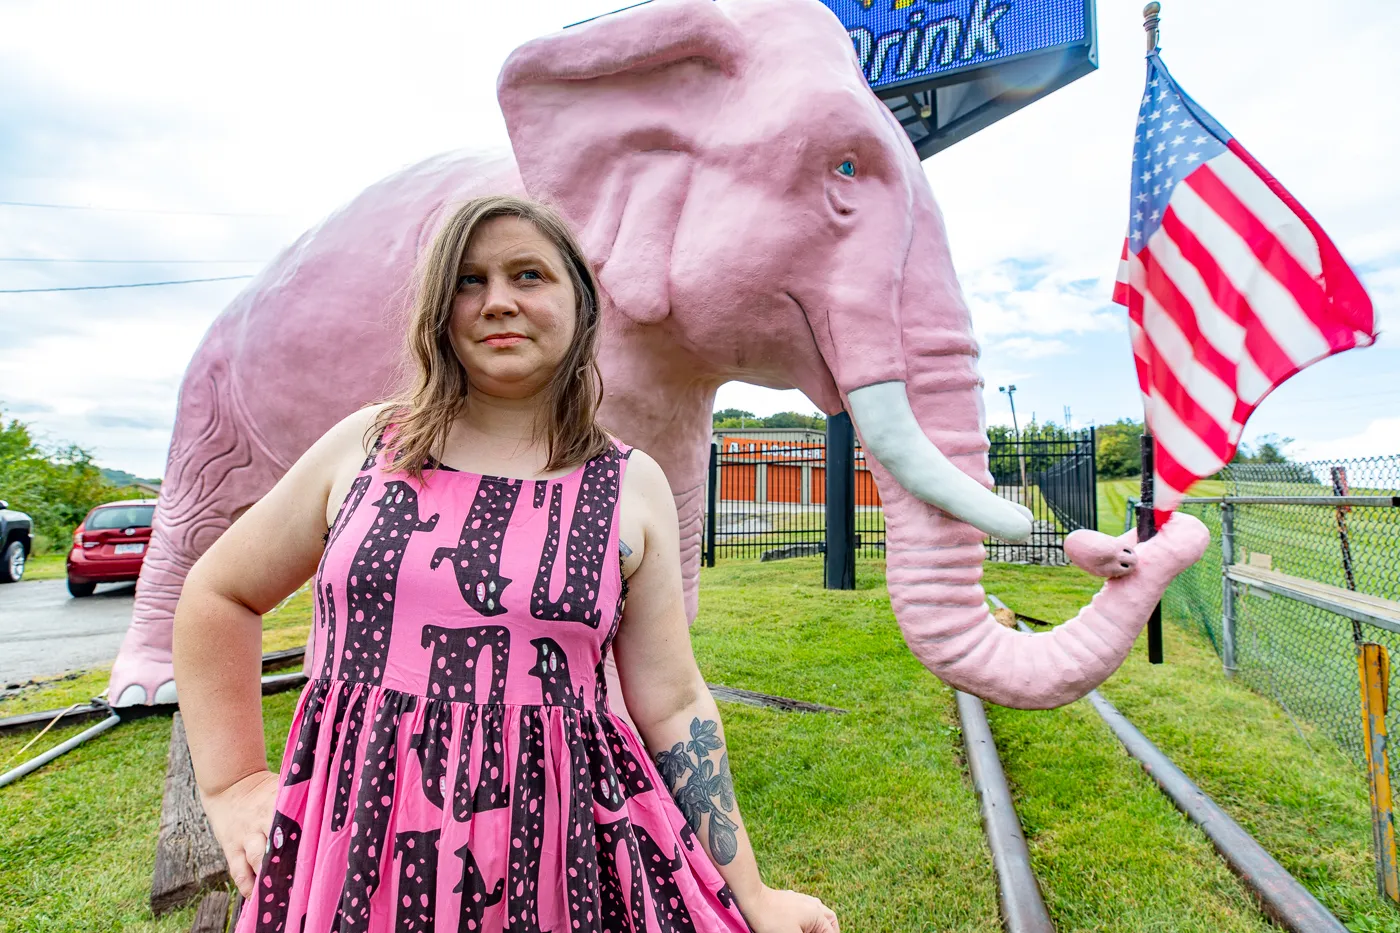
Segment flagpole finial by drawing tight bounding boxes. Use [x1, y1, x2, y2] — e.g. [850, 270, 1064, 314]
[1143, 2, 1162, 52]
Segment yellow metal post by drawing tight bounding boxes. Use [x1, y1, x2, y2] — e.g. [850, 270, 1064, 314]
[1359, 642, 1400, 901]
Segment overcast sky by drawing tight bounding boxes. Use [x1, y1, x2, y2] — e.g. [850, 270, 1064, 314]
[1, 0, 1395, 479]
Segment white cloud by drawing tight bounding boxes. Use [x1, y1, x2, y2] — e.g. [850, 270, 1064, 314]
[988, 336, 1072, 360]
[1294, 417, 1400, 464]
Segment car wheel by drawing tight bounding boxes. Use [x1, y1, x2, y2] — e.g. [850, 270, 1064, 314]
[67, 578, 96, 598]
[1, 541, 23, 583]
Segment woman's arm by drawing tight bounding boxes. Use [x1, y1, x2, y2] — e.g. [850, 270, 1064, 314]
[612, 452, 838, 933]
[171, 407, 376, 895]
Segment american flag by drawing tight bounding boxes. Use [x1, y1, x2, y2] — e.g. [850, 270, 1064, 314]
[1112, 51, 1376, 524]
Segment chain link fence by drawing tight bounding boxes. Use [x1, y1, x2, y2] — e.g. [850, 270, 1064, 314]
[1167, 455, 1400, 764]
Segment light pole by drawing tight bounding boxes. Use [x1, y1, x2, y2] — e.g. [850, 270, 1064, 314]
[999, 385, 1028, 493]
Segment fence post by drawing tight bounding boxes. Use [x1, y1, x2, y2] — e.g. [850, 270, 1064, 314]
[705, 443, 718, 568]
[825, 412, 855, 590]
[1331, 465, 1364, 644]
[1220, 500, 1236, 676]
[1089, 427, 1098, 532]
[1358, 642, 1400, 902]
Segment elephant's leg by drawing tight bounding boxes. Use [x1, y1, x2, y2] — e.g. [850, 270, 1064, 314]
[1065, 528, 1138, 579]
[108, 357, 282, 706]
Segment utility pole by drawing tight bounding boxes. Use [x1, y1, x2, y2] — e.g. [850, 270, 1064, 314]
[1064, 405, 1072, 430]
[999, 385, 1028, 492]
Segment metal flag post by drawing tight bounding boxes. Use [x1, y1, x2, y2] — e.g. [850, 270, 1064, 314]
[1136, 5, 1170, 661]
[1137, 431, 1164, 664]
[1138, 3, 1165, 665]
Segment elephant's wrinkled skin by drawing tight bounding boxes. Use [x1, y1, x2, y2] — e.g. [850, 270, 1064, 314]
[109, 0, 1207, 709]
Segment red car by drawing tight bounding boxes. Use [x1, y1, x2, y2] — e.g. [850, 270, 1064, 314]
[66, 499, 158, 597]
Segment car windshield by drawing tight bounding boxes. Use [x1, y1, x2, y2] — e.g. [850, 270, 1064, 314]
[87, 505, 155, 531]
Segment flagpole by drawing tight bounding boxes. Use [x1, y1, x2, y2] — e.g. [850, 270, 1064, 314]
[1140, 2, 1165, 665]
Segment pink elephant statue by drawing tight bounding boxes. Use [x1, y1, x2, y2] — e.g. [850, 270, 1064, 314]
[108, 0, 1206, 710]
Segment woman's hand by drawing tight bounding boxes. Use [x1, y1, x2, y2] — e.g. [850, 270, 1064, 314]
[200, 770, 280, 897]
[741, 884, 840, 933]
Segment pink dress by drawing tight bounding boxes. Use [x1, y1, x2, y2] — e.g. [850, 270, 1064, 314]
[235, 435, 751, 933]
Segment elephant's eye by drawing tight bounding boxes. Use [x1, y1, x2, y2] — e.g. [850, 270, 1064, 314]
[837, 160, 856, 177]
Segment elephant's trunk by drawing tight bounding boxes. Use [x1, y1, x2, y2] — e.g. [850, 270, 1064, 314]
[876, 465, 1197, 709]
[848, 182, 1205, 710]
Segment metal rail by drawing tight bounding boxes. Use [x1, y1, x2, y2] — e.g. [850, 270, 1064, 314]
[956, 689, 1055, 932]
[989, 593, 1349, 931]
[1085, 687, 1348, 932]
[0, 712, 123, 788]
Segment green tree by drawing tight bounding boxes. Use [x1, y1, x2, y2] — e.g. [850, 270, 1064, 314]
[713, 408, 756, 425]
[1232, 433, 1294, 464]
[712, 409, 826, 430]
[0, 408, 143, 547]
[1096, 418, 1145, 478]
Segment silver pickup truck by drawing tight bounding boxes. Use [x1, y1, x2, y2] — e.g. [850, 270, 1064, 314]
[0, 500, 33, 583]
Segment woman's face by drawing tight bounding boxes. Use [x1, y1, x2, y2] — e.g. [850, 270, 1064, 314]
[449, 215, 579, 400]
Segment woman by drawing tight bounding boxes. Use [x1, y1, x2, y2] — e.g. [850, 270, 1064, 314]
[173, 195, 840, 933]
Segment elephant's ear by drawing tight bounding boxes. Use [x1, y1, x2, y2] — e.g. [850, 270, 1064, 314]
[498, 0, 744, 326]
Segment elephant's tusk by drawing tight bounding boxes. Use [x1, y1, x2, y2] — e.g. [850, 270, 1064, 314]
[848, 382, 1033, 543]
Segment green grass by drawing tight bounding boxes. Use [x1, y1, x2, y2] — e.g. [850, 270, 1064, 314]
[691, 557, 1000, 929]
[1097, 476, 1228, 534]
[20, 553, 66, 582]
[983, 564, 1399, 932]
[2, 559, 1397, 931]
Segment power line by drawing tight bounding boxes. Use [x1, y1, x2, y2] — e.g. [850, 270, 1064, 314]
[0, 257, 266, 264]
[0, 275, 254, 293]
[0, 200, 286, 218]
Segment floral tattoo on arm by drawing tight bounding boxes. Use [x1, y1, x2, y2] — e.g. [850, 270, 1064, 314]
[654, 717, 739, 864]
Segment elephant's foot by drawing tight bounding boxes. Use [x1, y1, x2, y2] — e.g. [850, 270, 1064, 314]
[107, 615, 179, 707]
[1065, 528, 1138, 578]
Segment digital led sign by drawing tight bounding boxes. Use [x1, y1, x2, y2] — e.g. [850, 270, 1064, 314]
[820, 0, 1092, 94]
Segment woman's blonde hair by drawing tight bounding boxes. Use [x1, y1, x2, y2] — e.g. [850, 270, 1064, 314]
[367, 195, 611, 481]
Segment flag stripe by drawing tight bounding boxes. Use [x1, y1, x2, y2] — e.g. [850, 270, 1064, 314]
[1207, 153, 1322, 276]
[1159, 207, 1296, 382]
[1138, 334, 1235, 459]
[1167, 181, 1331, 365]
[1136, 294, 1240, 439]
[1137, 241, 1240, 389]
[1146, 386, 1227, 477]
[1235, 354, 1272, 407]
[1186, 160, 1348, 346]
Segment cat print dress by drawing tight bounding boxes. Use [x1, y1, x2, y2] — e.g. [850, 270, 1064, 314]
[234, 434, 751, 933]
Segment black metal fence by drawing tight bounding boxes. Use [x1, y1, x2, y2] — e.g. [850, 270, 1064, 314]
[702, 426, 1095, 566]
[986, 429, 1098, 564]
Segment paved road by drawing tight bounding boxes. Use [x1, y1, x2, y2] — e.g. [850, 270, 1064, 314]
[0, 579, 135, 684]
